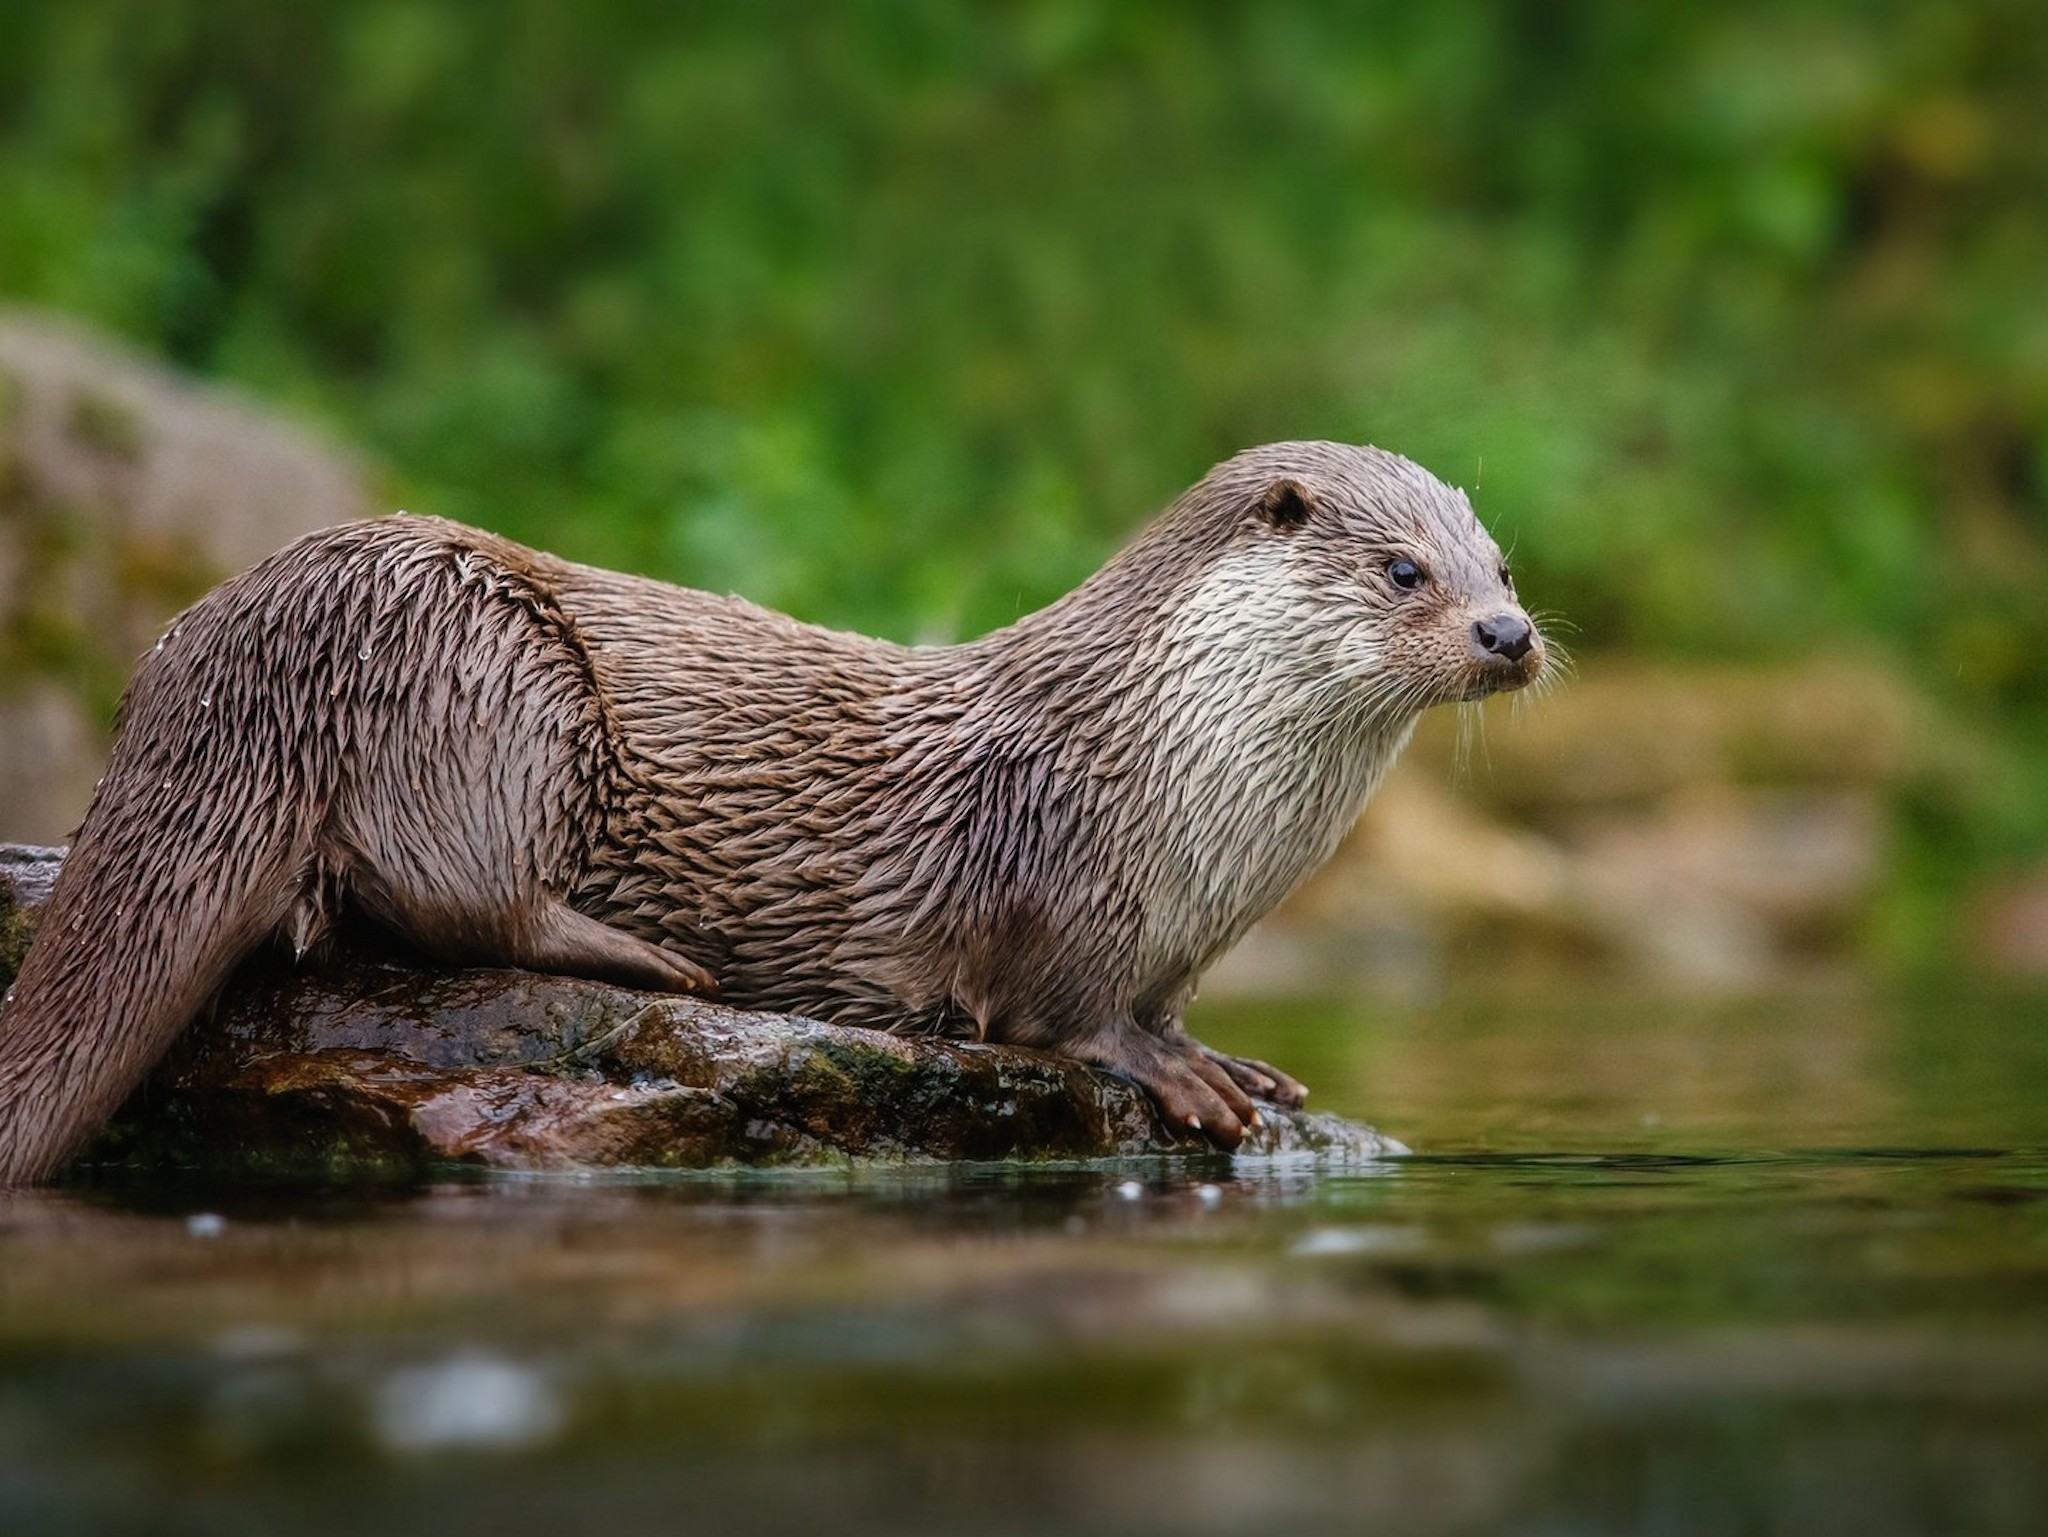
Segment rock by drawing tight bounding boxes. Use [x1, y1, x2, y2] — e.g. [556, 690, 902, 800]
[0, 843, 62, 987]
[1208, 659, 1937, 998]
[1967, 864, 2048, 976]
[1, 845, 1403, 1175]
[1560, 788, 1882, 987]
[1407, 657, 1933, 817]
[0, 310, 374, 843]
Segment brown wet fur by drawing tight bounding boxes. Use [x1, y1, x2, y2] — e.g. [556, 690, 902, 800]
[0, 442, 1544, 1181]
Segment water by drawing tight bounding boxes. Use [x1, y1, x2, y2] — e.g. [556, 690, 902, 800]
[2, 982, 2043, 1535]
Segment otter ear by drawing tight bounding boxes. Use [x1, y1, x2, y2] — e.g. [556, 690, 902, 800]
[1254, 478, 1316, 532]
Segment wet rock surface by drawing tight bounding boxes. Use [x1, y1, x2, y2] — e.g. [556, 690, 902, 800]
[0, 845, 1401, 1175]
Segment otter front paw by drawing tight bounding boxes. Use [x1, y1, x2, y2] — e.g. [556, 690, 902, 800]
[1195, 1045, 1308, 1109]
[1085, 1033, 1260, 1150]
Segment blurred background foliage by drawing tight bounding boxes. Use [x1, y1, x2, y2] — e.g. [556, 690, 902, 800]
[0, 0, 2043, 907]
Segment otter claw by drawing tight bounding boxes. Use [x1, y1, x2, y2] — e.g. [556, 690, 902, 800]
[1194, 1045, 1308, 1110]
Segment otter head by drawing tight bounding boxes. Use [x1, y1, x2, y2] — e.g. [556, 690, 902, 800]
[1208, 441, 1545, 716]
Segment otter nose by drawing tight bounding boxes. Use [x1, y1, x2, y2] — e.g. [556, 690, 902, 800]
[1472, 613, 1533, 663]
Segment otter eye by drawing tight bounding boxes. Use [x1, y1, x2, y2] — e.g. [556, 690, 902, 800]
[1498, 564, 1514, 588]
[1386, 558, 1426, 591]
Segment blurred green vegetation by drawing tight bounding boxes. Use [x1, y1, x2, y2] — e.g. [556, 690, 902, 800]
[0, 1, 2043, 866]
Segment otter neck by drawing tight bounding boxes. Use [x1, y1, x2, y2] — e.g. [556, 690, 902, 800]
[955, 532, 1419, 973]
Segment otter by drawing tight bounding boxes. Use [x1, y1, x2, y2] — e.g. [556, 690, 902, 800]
[0, 441, 1543, 1182]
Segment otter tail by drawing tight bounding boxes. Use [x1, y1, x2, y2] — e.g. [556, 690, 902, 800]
[0, 579, 321, 1184]
[0, 513, 675, 1184]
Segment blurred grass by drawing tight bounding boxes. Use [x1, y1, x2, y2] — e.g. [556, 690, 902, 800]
[0, 0, 2042, 875]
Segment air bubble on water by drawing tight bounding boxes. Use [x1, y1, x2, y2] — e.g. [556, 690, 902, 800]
[186, 1213, 227, 1239]
[212, 1325, 302, 1358]
[373, 1354, 564, 1454]
[1289, 1225, 1428, 1257]
[1115, 1180, 1144, 1201]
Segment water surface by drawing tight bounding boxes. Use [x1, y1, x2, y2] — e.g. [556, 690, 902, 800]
[2, 983, 2043, 1535]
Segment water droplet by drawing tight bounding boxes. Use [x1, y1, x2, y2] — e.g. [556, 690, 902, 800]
[358, 642, 372, 661]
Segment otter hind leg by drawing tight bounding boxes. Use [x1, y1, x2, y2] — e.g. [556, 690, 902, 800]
[345, 843, 715, 996]
[360, 873, 715, 996]
[515, 900, 716, 995]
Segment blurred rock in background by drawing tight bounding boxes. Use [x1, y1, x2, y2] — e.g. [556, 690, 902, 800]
[1209, 659, 1959, 999]
[1969, 863, 2048, 978]
[0, 310, 371, 842]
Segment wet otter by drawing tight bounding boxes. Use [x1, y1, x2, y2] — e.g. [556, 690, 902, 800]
[0, 441, 1543, 1182]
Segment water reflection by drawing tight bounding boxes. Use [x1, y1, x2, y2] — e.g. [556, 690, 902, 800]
[2, 983, 2044, 1535]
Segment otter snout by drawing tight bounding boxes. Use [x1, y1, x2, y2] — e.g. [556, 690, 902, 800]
[1465, 609, 1545, 693]
[1471, 612, 1533, 662]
